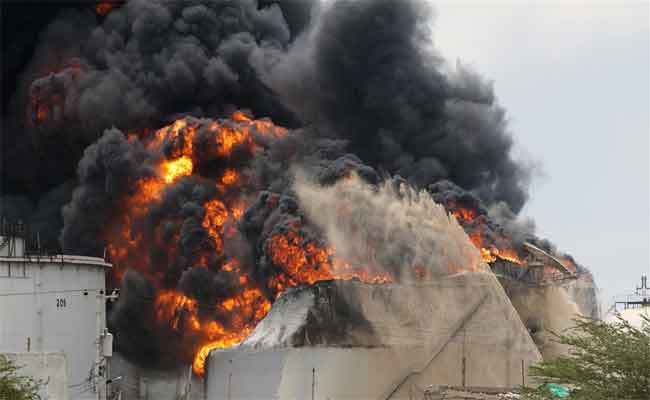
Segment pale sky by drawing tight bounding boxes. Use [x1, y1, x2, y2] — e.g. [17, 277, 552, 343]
[432, 0, 650, 308]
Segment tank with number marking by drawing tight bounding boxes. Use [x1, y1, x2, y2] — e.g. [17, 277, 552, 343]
[0, 234, 111, 400]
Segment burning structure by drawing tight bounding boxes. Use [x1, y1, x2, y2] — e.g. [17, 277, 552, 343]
[1, 0, 598, 399]
[203, 176, 543, 398]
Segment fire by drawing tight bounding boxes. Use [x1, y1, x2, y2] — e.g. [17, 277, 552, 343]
[201, 199, 229, 253]
[467, 229, 524, 265]
[188, 225, 396, 375]
[155, 291, 201, 331]
[230, 200, 246, 220]
[162, 156, 193, 183]
[36, 103, 49, 122]
[28, 59, 83, 126]
[220, 169, 239, 186]
[154, 287, 272, 376]
[267, 229, 393, 288]
[216, 169, 242, 193]
[105, 112, 323, 377]
[413, 265, 427, 279]
[558, 256, 578, 274]
[492, 247, 523, 264]
[106, 113, 536, 377]
[103, 112, 403, 377]
[452, 203, 585, 276]
[452, 207, 524, 265]
[95, 2, 116, 16]
[231, 110, 251, 122]
[30, 88, 64, 125]
[213, 123, 254, 156]
[452, 207, 477, 221]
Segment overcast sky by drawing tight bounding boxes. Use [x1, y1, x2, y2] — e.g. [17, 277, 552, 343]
[432, 0, 649, 309]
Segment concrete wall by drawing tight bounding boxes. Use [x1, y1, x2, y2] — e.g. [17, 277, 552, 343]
[501, 280, 595, 359]
[108, 352, 205, 400]
[206, 272, 541, 400]
[0, 255, 110, 400]
[4, 352, 68, 400]
[562, 279, 600, 319]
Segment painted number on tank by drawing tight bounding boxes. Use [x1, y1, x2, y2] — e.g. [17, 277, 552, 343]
[56, 298, 67, 308]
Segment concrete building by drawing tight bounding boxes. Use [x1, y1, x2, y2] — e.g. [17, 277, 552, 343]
[0, 232, 111, 400]
[205, 272, 542, 400]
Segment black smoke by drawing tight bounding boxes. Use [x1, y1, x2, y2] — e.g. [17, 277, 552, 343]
[261, 0, 529, 211]
[2, 0, 529, 244]
[1, 0, 582, 371]
[2, 0, 313, 249]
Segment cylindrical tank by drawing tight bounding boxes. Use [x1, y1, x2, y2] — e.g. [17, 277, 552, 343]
[0, 242, 110, 400]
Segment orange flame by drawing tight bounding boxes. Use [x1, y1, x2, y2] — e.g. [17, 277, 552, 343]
[454, 207, 524, 265]
[95, 2, 115, 16]
[106, 112, 397, 377]
[267, 229, 394, 287]
[162, 156, 193, 183]
[452, 207, 477, 222]
[149, 226, 393, 377]
[201, 199, 229, 253]
[154, 287, 272, 376]
[106, 112, 295, 377]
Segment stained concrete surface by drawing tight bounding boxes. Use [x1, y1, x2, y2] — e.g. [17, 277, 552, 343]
[502, 278, 598, 359]
[206, 272, 541, 400]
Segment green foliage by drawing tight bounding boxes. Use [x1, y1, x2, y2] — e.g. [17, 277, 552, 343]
[0, 355, 41, 400]
[520, 314, 650, 400]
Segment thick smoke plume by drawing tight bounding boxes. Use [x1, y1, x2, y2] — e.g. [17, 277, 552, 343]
[3, 0, 530, 245]
[262, 0, 530, 210]
[3, 0, 312, 248]
[1, 0, 594, 373]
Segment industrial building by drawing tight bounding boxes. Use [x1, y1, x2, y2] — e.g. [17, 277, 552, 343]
[0, 221, 113, 400]
[0, 219, 600, 400]
[203, 242, 598, 400]
[606, 275, 650, 328]
[205, 273, 542, 399]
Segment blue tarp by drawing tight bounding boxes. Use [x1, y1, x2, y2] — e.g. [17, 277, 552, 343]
[541, 383, 570, 398]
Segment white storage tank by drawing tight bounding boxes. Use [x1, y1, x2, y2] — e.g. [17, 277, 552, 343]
[0, 234, 111, 400]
